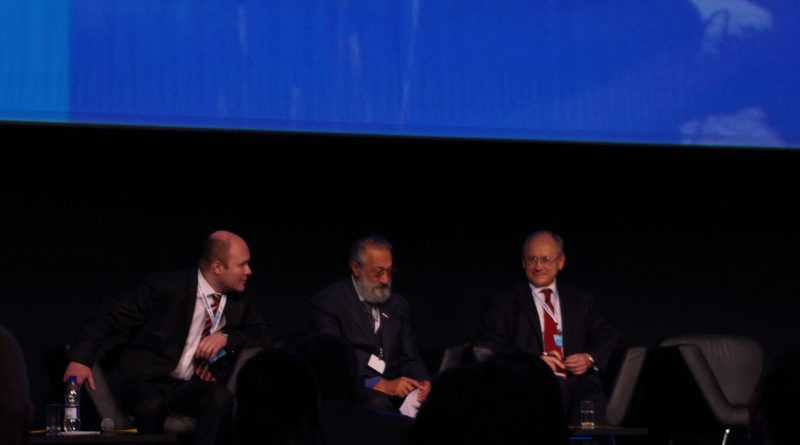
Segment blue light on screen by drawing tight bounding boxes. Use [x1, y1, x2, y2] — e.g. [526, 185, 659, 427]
[0, 1, 70, 122]
[2, 0, 798, 147]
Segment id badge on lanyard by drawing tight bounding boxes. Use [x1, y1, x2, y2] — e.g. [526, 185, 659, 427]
[554, 331, 563, 348]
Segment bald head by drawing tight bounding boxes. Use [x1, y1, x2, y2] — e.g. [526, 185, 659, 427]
[201, 230, 246, 268]
[0, 324, 31, 445]
[200, 230, 253, 293]
[522, 230, 565, 258]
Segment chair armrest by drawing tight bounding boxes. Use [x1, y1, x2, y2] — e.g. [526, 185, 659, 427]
[605, 346, 646, 426]
[679, 345, 749, 426]
[86, 364, 132, 429]
[226, 347, 264, 393]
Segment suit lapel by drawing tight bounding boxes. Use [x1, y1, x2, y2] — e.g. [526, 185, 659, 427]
[223, 292, 244, 324]
[556, 285, 577, 356]
[515, 285, 544, 349]
[180, 272, 200, 335]
[375, 301, 396, 347]
[343, 281, 381, 350]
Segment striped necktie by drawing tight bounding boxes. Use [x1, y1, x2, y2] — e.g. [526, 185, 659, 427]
[194, 293, 222, 381]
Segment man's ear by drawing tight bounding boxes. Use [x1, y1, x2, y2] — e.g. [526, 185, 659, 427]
[349, 260, 361, 278]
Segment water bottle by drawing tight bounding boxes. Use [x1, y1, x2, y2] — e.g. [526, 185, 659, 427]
[63, 375, 81, 431]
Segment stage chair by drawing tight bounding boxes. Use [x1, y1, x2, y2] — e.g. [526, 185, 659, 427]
[604, 346, 647, 427]
[86, 347, 262, 433]
[644, 334, 763, 445]
[438, 343, 470, 373]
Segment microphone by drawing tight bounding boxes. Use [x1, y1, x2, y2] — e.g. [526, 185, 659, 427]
[101, 418, 115, 432]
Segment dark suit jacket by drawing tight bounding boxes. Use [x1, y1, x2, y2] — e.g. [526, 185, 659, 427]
[67, 270, 271, 384]
[478, 282, 620, 376]
[310, 277, 429, 383]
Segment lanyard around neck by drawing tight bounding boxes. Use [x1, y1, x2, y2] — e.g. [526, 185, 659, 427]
[200, 293, 225, 331]
[534, 290, 559, 327]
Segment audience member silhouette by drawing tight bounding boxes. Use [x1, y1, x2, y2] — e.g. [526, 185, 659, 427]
[293, 334, 360, 403]
[234, 350, 320, 445]
[0, 324, 32, 445]
[293, 334, 412, 445]
[760, 337, 800, 445]
[410, 351, 568, 445]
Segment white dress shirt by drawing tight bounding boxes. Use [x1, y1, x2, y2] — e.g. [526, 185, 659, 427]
[170, 269, 227, 380]
[529, 281, 562, 338]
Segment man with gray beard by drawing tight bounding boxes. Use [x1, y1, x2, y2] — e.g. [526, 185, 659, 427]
[310, 235, 431, 414]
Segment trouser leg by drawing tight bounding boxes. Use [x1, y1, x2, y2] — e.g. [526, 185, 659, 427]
[119, 381, 170, 434]
[167, 377, 234, 445]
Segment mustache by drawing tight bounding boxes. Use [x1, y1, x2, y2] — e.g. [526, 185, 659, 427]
[358, 279, 391, 304]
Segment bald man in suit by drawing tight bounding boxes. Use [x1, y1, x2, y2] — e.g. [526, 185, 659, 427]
[64, 230, 271, 445]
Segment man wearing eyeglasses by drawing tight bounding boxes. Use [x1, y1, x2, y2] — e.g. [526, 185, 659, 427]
[478, 230, 621, 424]
[310, 235, 431, 415]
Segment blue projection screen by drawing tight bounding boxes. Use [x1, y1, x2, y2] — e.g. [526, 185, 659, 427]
[2, 0, 798, 147]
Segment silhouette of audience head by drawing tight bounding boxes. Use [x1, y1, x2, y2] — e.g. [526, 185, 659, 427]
[761, 337, 800, 445]
[293, 334, 413, 445]
[293, 334, 360, 402]
[234, 350, 320, 445]
[410, 351, 568, 445]
[0, 324, 32, 445]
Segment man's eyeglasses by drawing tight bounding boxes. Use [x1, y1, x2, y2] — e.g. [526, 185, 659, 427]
[525, 256, 561, 266]
[368, 267, 396, 279]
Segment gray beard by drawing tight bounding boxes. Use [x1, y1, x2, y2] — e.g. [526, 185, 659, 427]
[357, 278, 391, 304]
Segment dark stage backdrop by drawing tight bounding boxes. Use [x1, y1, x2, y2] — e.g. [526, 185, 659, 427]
[2, 124, 799, 423]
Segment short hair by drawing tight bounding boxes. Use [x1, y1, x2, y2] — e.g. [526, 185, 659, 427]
[0, 324, 30, 445]
[349, 235, 393, 265]
[522, 230, 565, 258]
